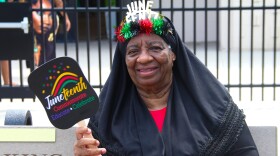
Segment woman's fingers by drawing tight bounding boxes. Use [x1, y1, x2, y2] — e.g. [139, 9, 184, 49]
[87, 148, 107, 155]
[74, 138, 107, 156]
[75, 126, 96, 148]
[74, 146, 106, 156]
[74, 126, 107, 156]
[75, 126, 92, 140]
[75, 137, 99, 148]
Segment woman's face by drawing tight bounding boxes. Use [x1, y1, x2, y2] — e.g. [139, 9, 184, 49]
[125, 33, 176, 89]
[32, 0, 53, 34]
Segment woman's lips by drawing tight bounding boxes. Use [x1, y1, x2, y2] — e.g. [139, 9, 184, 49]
[42, 25, 51, 33]
[137, 67, 158, 77]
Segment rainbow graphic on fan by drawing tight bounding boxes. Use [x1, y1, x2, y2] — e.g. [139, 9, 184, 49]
[51, 72, 79, 96]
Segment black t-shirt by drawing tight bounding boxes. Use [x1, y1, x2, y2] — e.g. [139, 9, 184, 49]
[35, 29, 56, 66]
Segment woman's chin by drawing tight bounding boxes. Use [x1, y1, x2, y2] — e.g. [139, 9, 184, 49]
[136, 78, 160, 87]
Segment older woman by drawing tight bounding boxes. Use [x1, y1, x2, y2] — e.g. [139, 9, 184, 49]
[74, 4, 259, 156]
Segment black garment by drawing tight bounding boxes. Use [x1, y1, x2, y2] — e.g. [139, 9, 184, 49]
[34, 11, 57, 66]
[35, 29, 56, 66]
[88, 16, 259, 156]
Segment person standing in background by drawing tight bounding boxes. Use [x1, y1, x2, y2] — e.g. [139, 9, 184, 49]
[32, 0, 57, 66]
[0, 61, 14, 86]
[32, 0, 71, 67]
[0, 0, 16, 86]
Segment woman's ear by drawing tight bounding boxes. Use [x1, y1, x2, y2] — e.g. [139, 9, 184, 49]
[171, 51, 176, 61]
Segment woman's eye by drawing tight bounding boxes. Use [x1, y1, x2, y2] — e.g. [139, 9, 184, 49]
[149, 46, 163, 52]
[127, 50, 138, 55]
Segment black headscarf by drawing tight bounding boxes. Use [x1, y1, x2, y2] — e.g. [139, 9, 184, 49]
[88, 16, 245, 156]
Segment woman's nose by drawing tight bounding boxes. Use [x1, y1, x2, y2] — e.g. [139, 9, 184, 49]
[136, 50, 153, 63]
[42, 14, 51, 25]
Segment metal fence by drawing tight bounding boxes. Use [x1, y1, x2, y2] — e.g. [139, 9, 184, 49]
[0, 0, 279, 102]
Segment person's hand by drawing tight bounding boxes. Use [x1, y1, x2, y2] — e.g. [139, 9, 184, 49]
[74, 126, 107, 156]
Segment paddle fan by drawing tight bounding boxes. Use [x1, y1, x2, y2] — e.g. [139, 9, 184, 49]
[28, 57, 99, 129]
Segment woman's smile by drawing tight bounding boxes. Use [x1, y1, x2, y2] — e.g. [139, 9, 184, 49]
[136, 66, 159, 77]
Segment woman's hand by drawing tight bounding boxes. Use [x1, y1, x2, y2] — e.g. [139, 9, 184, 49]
[74, 126, 107, 156]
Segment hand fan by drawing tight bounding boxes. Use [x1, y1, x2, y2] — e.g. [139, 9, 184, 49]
[28, 57, 99, 129]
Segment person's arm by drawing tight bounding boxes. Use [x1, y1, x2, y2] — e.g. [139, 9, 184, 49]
[225, 123, 259, 156]
[1, 60, 11, 85]
[53, 0, 71, 31]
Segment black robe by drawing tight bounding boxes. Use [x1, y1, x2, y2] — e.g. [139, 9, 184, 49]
[88, 16, 259, 156]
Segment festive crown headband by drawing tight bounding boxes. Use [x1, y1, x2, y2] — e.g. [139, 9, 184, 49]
[115, 0, 173, 42]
